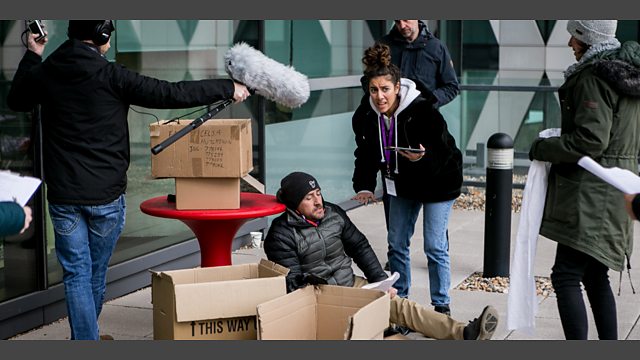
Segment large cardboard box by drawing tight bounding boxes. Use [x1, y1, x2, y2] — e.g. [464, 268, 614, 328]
[151, 259, 289, 340]
[257, 285, 390, 340]
[175, 177, 240, 210]
[150, 119, 253, 178]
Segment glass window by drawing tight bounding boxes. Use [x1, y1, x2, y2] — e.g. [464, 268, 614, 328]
[1, 20, 40, 301]
[616, 20, 639, 43]
[461, 20, 499, 82]
[265, 20, 381, 78]
[263, 20, 385, 200]
[440, 20, 565, 155]
[111, 20, 260, 272]
[265, 87, 368, 203]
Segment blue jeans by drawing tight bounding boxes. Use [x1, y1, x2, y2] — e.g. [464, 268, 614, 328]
[387, 196, 453, 306]
[49, 194, 126, 340]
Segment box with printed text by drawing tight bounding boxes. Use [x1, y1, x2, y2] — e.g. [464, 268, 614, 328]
[151, 259, 288, 340]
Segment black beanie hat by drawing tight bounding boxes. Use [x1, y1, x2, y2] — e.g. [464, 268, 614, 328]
[276, 172, 321, 210]
[68, 20, 114, 41]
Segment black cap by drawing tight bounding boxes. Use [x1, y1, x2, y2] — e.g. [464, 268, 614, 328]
[276, 172, 321, 210]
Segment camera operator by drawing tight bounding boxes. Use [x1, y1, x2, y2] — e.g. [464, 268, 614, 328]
[7, 20, 250, 340]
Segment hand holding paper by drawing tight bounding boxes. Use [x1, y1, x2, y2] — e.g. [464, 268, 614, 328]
[577, 156, 640, 194]
[0, 170, 42, 206]
[362, 272, 400, 292]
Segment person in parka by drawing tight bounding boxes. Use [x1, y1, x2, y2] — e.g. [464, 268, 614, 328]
[351, 43, 462, 314]
[529, 20, 640, 340]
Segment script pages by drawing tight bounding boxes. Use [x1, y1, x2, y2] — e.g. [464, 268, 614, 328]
[0, 170, 41, 206]
[577, 156, 640, 194]
[361, 272, 400, 292]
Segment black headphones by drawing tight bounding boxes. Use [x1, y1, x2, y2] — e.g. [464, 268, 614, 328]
[92, 20, 114, 46]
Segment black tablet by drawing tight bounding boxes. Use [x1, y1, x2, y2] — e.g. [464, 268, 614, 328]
[384, 146, 425, 153]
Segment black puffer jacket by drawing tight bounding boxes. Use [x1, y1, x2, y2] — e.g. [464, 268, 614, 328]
[7, 40, 234, 205]
[352, 79, 462, 203]
[264, 202, 387, 293]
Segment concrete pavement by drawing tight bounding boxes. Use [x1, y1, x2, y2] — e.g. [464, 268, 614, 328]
[10, 204, 640, 340]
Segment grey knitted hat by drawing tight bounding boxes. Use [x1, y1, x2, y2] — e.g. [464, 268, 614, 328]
[567, 20, 617, 45]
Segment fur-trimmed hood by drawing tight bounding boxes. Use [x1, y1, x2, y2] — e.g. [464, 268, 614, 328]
[591, 41, 640, 97]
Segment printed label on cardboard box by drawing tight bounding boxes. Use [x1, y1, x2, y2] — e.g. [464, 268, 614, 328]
[182, 316, 256, 340]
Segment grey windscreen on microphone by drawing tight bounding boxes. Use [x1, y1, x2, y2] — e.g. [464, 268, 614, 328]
[224, 42, 310, 108]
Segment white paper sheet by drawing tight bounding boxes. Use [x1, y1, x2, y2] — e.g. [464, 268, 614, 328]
[507, 127, 559, 336]
[362, 272, 400, 292]
[0, 170, 42, 206]
[577, 156, 640, 194]
[507, 160, 550, 335]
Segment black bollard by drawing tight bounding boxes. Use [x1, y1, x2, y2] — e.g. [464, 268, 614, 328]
[483, 133, 513, 278]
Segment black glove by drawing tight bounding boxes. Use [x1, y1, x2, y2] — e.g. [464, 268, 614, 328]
[304, 273, 328, 285]
[529, 138, 542, 161]
[295, 273, 328, 286]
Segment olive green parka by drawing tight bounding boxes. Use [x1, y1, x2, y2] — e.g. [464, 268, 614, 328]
[529, 41, 640, 271]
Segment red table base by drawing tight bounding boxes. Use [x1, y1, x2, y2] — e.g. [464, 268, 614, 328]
[140, 193, 286, 267]
[181, 218, 248, 267]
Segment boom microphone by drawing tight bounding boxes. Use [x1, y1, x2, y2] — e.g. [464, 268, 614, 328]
[225, 42, 310, 108]
[150, 99, 232, 155]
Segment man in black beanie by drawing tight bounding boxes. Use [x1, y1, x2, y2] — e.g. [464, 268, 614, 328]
[7, 20, 251, 340]
[265, 171, 499, 340]
[276, 171, 322, 212]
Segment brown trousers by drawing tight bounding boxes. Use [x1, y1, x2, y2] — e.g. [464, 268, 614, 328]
[353, 276, 465, 339]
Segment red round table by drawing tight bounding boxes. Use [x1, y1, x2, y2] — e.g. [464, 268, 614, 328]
[140, 193, 286, 267]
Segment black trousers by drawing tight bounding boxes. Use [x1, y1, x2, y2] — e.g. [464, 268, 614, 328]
[551, 243, 618, 340]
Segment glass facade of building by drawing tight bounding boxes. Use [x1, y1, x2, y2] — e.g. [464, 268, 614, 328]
[1, 19, 639, 338]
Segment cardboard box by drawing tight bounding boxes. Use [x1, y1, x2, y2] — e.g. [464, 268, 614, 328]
[151, 259, 289, 340]
[150, 119, 253, 178]
[257, 285, 390, 340]
[175, 177, 240, 210]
